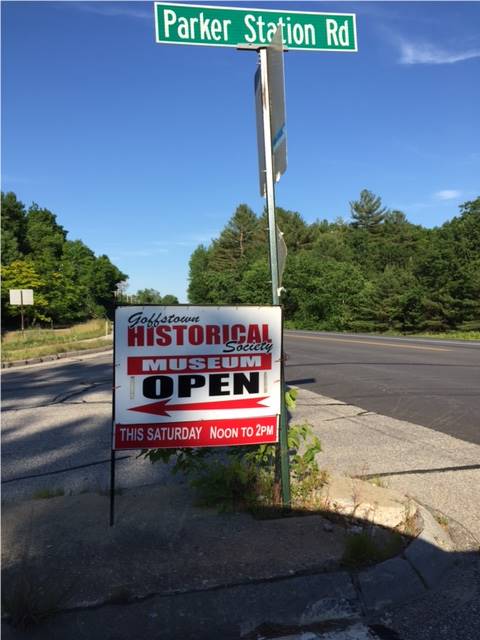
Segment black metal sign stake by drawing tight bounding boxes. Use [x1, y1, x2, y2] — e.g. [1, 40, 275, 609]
[110, 305, 117, 527]
[109, 449, 116, 526]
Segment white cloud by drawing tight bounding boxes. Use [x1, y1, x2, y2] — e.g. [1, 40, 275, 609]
[434, 190, 462, 201]
[399, 40, 480, 65]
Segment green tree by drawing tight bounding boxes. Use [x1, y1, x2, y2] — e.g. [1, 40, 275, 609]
[350, 189, 388, 232]
[132, 289, 178, 305]
[188, 245, 212, 303]
[91, 255, 127, 318]
[25, 204, 67, 273]
[210, 204, 262, 270]
[1, 192, 27, 264]
[1, 259, 49, 325]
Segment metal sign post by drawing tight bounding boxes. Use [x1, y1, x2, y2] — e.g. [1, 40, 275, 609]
[257, 28, 291, 507]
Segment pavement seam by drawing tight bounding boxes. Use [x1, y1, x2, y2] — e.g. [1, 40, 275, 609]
[1, 455, 132, 485]
[40, 569, 358, 616]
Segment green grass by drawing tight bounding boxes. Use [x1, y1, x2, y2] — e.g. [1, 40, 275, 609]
[2, 319, 112, 362]
[342, 530, 405, 568]
[32, 488, 65, 500]
[400, 331, 480, 341]
[285, 323, 480, 341]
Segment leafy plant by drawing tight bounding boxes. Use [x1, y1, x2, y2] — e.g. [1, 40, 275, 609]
[141, 387, 323, 512]
[191, 459, 265, 512]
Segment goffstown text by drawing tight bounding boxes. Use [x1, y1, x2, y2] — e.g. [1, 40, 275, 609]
[127, 322, 273, 352]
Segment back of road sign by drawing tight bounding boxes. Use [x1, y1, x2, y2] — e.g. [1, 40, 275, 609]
[255, 28, 287, 196]
[268, 28, 287, 184]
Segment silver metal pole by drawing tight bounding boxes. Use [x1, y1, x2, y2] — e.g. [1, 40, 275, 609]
[259, 47, 291, 508]
[260, 48, 280, 306]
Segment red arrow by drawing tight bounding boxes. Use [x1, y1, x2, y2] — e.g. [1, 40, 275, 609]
[129, 396, 269, 417]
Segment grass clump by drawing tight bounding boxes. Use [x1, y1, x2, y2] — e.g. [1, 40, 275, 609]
[192, 459, 270, 513]
[435, 514, 449, 528]
[32, 488, 65, 500]
[367, 475, 387, 489]
[342, 529, 405, 568]
[2, 560, 73, 629]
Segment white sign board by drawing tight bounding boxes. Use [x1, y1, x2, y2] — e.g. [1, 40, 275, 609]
[113, 305, 282, 450]
[9, 289, 34, 305]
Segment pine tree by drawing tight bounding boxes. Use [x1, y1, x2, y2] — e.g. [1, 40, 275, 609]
[350, 189, 388, 231]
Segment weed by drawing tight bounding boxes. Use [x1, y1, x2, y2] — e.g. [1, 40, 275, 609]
[342, 529, 405, 568]
[2, 559, 73, 629]
[398, 502, 419, 537]
[368, 476, 387, 489]
[291, 469, 329, 510]
[32, 488, 64, 500]
[192, 460, 270, 512]
[435, 513, 449, 528]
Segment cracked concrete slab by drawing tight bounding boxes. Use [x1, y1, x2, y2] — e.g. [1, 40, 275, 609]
[294, 388, 480, 542]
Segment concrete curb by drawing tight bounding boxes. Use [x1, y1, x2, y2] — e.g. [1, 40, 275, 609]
[1, 344, 113, 369]
[0, 490, 457, 639]
[356, 501, 456, 613]
[60, 497, 457, 621]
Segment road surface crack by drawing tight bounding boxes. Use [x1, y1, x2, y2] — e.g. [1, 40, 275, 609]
[2, 380, 111, 412]
[322, 410, 373, 422]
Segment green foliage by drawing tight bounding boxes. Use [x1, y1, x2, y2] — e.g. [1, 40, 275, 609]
[141, 387, 323, 513]
[32, 488, 65, 500]
[342, 530, 405, 568]
[349, 189, 388, 232]
[1, 192, 127, 327]
[186, 194, 480, 334]
[132, 289, 164, 304]
[191, 460, 262, 512]
[2, 558, 73, 629]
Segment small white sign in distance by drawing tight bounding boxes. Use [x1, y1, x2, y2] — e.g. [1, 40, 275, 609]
[9, 289, 34, 305]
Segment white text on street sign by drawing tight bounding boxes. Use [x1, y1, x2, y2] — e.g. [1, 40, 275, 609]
[154, 3, 357, 52]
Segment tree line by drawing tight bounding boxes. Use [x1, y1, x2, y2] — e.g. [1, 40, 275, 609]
[1, 192, 127, 327]
[188, 191, 480, 333]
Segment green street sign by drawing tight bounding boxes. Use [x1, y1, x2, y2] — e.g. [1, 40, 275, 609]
[154, 3, 357, 52]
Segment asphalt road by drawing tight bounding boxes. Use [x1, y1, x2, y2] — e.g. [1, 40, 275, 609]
[2, 332, 479, 499]
[284, 331, 480, 446]
[1, 352, 175, 501]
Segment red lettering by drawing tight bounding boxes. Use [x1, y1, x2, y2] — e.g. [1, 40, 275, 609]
[128, 327, 144, 347]
[205, 324, 221, 345]
[231, 324, 246, 343]
[247, 324, 261, 342]
[155, 326, 172, 346]
[262, 324, 271, 342]
[188, 325, 204, 345]
[171, 325, 187, 345]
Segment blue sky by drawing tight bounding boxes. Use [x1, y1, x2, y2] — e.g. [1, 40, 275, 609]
[2, 1, 479, 302]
